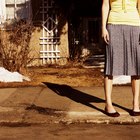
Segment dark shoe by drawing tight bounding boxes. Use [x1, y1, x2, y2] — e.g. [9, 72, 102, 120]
[130, 110, 140, 116]
[105, 108, 120, 117]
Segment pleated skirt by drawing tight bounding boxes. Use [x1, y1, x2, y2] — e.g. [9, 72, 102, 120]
[105, 24, 140, 76]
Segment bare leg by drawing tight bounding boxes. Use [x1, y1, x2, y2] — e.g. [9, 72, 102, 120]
[131, 76, 140, 112]
[104, 75, 116, 113]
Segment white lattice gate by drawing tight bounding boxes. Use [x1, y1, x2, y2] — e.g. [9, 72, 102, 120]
[40, 0, 60, 64]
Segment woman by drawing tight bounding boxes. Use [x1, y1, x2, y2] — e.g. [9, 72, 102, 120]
[102, 0, 140, 117]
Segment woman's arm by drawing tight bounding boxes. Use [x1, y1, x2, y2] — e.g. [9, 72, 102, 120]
[102, 0, 110, 44]
[138, 0, 140, 15]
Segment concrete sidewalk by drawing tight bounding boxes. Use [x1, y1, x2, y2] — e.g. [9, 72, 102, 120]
[0, 83, 140, 126]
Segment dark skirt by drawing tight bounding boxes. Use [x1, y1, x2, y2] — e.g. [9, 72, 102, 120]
[105, 24, 140, 76]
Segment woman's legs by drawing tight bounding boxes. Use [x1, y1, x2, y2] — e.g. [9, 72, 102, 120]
[104, 75, 140, 115]
[104, 75, 116, 113]
[131, 76, 140, 112]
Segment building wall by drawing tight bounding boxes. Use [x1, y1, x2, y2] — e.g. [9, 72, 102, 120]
[0, 0, 69, 66]
[0, 0, 103, 66]
[29, 22, 69, 66]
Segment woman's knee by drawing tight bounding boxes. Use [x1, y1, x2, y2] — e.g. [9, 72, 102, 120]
[105, 75, 113, 80]
[131, 76, 140, 80]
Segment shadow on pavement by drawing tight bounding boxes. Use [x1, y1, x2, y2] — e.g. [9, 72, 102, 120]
[43, 82, 131, 115]
[26, 104, 61, 116]
[44, 82, 105, 114]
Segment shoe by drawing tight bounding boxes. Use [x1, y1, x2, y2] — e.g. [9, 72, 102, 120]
[105, 108, 120, 117]
[130, 110, 140, 116]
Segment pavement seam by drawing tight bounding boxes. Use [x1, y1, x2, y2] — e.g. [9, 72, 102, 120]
[20, 87, 45, 123]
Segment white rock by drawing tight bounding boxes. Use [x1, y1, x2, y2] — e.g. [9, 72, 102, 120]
[0, 67, 30, 82]
[113, 76, 131, 85]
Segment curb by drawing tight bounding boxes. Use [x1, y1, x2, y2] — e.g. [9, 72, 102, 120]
[0, 117, 140, 126]
[0, 111, 140, 126]
[1, 107, 140, 126]
[57, 111, 140, 125]
[0, 111, 140, 127]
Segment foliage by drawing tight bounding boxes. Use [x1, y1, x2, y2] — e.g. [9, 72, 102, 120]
[0, 20, 34, 73]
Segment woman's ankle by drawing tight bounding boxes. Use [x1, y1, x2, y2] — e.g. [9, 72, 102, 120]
[133, 105, 140, 112]
[105, 104, 116, 113]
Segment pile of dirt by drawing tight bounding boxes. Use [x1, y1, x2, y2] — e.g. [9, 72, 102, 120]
[30, 66, 104, 87]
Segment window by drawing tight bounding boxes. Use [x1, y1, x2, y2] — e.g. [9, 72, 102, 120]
[3, 0, 31, 21]
[0, 0, 6, 24]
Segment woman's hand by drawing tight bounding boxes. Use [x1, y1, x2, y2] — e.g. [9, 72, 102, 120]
[102, 28, 109, 44]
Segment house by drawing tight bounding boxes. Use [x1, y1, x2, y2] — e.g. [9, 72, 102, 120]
[0, 0, 103, 66]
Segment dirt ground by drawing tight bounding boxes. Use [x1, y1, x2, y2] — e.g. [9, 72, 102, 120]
[0, 66, 104, 88]
[0, 124, 140, 140]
